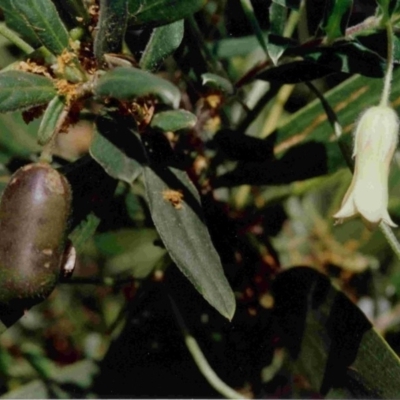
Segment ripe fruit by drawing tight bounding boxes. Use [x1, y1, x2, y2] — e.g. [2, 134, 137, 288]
[0, 163, 72, 309]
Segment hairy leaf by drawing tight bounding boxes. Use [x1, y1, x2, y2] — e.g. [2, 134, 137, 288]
[1, 1, 40, 47]
[94, 0, 128, 63]
[37, 96, 66, 145]
[127, 0, 206, 28]
[90, 130, 143, 184]
[9, 0, 70, 55]
[140, 20, 184, 71]
[95, 67, 181, 108]
[150, 110, 197, 132]
[0, 71, 56, 112]
[143, 165, 236, 320]
[201, 73, 234, 95]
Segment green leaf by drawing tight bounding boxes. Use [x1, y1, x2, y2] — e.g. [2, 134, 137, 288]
[69, 212, 101, 253]
[273, 267, 400, 397]
[0, 113, 40, 160]
[89, 111, 147, 185]
[95, 229, 166, 278]
[201, 73, 234, 95]
[37, 95, 66, 145]
[139, 20, 184, 71]
[0, 71, 56, 112]
[268, 2, 287, 64]
[150, 110, 197, 131]
[90, 130, 143, 184]
[239, 0, 269, 59]
[143, 165, 236, 320]
[1, 1, 41, 47]
[210, 33, 269, 59]
[94, 0, 128, 63]
[127, 0, 206, 28]
[9, 0, 70, 55]
[321, 0, 353, 42]
[95, 67, 181, 108]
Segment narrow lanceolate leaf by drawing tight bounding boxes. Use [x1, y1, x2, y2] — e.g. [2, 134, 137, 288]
[127, 0, 206, 28]
[10, 0, 69, 55]
[90, 130, 143, 184]
[37, 96, 66, 145]
[0, 71, 56, 112]
[321, 0, 353, 42]
[1, 0, 40, 47]
[273, 267, 400, 398]
[94, 0, 128, 63]
[95, 67, 181, 108]
[140, 20, 184, 71]
[150, 110, 197, 132]
[240, 0, 269, 58]
[90, 111, 146, 184]
[268, 2, 287, 64]
[143, 165, 236, 320]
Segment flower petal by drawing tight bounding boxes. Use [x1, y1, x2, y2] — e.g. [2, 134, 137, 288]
[333, 181, 357, 220]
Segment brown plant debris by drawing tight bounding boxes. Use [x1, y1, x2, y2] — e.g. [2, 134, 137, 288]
[162, 189, 184, 210]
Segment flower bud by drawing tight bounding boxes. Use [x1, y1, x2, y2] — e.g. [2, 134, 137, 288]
[333, 105, 399, 228]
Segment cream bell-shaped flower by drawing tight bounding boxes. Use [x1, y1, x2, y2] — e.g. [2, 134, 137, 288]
[333, 105, 399, 228]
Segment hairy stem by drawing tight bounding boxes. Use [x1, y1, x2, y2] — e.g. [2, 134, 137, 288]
[0, 23, 34, 54]
[380, 21, 395, 106]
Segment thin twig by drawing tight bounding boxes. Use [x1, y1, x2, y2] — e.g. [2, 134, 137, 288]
[380, 22, 394, 106]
